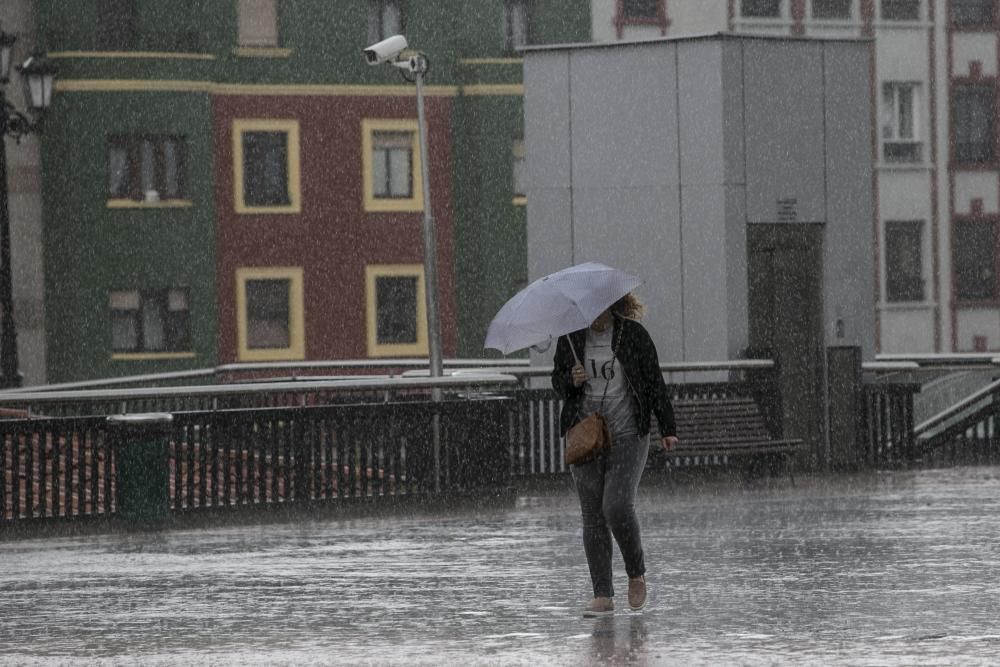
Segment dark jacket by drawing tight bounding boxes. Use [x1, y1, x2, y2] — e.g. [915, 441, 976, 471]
[551, 316, 676, 438]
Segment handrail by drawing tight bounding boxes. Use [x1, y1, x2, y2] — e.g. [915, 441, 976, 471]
[4, 358, 773, 393]
[913, 376, 1000, 436]
[876, 353, 1000, 367]
[0, 374, 520, 406]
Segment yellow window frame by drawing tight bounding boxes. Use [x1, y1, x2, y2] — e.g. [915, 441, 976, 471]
[232, 118, 301, 214]
[362, 118, 425, 213]
[236, 266, 305, 361]
[365, 264, 428, 357]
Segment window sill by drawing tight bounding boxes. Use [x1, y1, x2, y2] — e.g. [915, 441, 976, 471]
[954, 300, 1000, 309]
[513, 195, 527, 206]
[949, 161, 1000, 171]
[48, 50, 215, 61]
[234, 204, 302, 215]
[364, 199, 424, 213]
[873, 20, 933, 29]
[878, 301, 935, 311]
[112, 352, 197, 361]
[877, 161, 933, 172]
[806, 19, 862, 28]
[107, 198, 193, 209]
[234, 46, 293, 58]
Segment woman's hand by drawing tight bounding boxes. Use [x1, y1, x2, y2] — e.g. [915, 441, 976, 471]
[661, 436, 678, 452]
[571, 363, 587, 387]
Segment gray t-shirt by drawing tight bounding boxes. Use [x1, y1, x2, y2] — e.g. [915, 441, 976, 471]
[580, 326, 636, 437]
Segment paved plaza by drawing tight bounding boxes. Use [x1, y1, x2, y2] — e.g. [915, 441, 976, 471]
[2, 466, 1000, 665]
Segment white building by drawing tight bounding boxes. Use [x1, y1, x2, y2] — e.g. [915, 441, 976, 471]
[591, 0, 1000, 354]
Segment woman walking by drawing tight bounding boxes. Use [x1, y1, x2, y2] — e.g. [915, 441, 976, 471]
[551, 293, 678, 617]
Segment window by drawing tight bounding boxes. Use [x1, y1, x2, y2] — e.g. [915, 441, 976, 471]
[885, 221, 924, 302]
[110, 288, 191, 354]
[237, 0, 279, 47]
[881, 0, 921, 20]
[952, 85, 995, 163]
[233, 119, 301, 214]
[108, 135, 186, 202]
[622, 0, 659, 19]
[503, 0, 530, 52]
[236, 267, 305, 360]
[366, 265, 427, 357]
[881, 83, 922, 162]
[951, 0, 994, 26]
[96, 0, 136, 50]
[367, 0, 402, 44]
[741, 0, 782, 18]
[812, 0, 852, 19]
[362, 119, 424, 212]
[512, 138, 527, 198]
[954, 221, 997, 300]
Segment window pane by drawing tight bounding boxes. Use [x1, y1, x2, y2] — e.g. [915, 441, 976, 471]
[96, 0, 136, 50]
[110, 290, 139, 352]
[372, 149, 389, 197]
[142, 292, 166, 351]
[954, 222, 996, 300]
[163, 138, 182, 198]
[243, 131, 290, 206]
[623, 0, 659, 19]
[952, 86, 995, 163]
[238, 0, 279, 47]
[373, 131, 413, 199]
[951, 0, 994, 26]
[387, 148, 412, 197]
[140, 139, 156, 196]
[376, 276, 418, 344]
[246, 279, 291, 349]
[505, 1, 529, 50]
[512, 139, 526, 196]
[813, 0, 851, 19]
[882, 0, 920, 20]
[382, 1, 402, 37]
[108, 143, 130, 198]
[897, 86, 914, 139]
[885, 221, 924, 301]
[742, 0, 782, 17]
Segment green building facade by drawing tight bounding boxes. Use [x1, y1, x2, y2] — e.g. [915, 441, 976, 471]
[33, 1, 589, 382]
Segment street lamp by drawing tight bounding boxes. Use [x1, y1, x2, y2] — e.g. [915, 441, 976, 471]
[363, 35, 442, 378]
[0, 27, 57, 388]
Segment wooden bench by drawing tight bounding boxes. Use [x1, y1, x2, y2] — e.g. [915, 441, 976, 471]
[658, 396, 806, 481]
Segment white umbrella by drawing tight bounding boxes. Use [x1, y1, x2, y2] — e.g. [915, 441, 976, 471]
[484, 262, 643, 355]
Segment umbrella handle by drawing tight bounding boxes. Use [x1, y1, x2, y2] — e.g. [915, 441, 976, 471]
[567, 334, 582, 367]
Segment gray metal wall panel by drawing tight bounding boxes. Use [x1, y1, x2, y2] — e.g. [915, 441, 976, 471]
[822, 42, 876, 358]
[569, 45, 679, 188]
[724, 184, 749, 357]
[523, 52, 572, 189]
[721, 39, 747, 188]
[743, 41, 827, 224]
[571, 185, 685, 361]
[677, 41, 726, 186]
[525, 188, 575, 284]
[680, 184, 731, 361]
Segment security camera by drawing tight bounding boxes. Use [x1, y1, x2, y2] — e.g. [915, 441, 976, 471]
[364, 34, 408, 65]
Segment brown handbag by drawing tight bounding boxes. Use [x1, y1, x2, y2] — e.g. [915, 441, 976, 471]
[564, 330, 618, 466]
[565, 412, 612, 465]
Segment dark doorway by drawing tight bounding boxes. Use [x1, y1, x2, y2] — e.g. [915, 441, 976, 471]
[747, 224, 824, 466]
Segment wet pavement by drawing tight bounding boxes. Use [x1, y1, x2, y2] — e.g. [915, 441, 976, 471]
[2, 465, 1000, 666]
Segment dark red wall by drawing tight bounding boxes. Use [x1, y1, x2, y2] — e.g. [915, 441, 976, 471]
[213, 93, 455, 363]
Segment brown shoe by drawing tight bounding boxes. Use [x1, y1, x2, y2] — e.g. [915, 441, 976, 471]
[582, 596, 615, 617]
[628, 576, 647, 610]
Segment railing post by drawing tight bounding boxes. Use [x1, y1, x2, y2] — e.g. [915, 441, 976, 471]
[826, 346, 863, 470]
[107, 413, 173, 527]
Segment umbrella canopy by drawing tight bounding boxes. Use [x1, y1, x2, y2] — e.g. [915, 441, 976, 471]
[484, 262, 643, 355]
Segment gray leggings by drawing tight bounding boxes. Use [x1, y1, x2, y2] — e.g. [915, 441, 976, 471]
[571, 432, 650, 598]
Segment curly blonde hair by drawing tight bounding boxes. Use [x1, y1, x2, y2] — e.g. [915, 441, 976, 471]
[611, 293, 645, 320]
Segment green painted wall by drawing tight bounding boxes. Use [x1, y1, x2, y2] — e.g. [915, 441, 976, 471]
[41, 91, 217, 381]
[35, 0, 589, 381]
